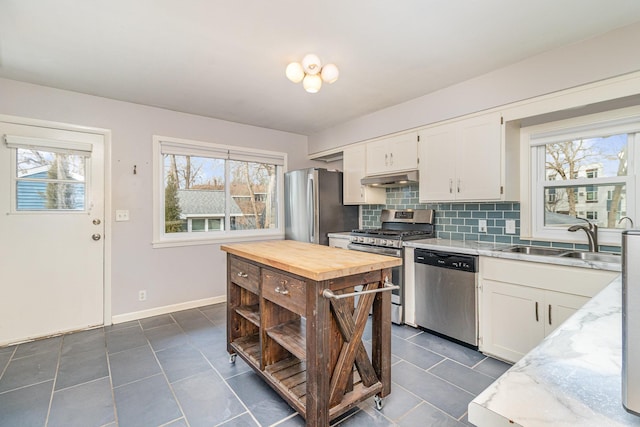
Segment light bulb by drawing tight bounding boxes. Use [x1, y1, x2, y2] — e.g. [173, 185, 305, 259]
[303, 74, 322, 93]
[285, 62, 305, 83]
[301, 54, 322, 75]
[320, 63, 339, 83]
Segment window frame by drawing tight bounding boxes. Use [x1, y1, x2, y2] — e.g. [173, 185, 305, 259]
[520, 106, 640, 247]
[152, 135, 286, 248]
[6, 135, 93, 214]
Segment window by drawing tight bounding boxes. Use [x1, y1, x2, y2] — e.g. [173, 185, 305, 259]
[6, 135, 92, 212]
[522, 107, 640, 246]
[153, 136, 286, 247]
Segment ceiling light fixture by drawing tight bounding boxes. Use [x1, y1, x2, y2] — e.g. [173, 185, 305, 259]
[286, 54, 339, 93]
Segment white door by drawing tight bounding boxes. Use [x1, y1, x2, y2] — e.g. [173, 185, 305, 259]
[0, 121, 105, 345]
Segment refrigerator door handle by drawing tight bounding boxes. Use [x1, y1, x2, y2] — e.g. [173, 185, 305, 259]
[307, 173, 315, 243]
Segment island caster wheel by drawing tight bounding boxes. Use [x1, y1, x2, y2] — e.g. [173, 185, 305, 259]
[229, 354, 237, 364]
[374, 395, 384, 410]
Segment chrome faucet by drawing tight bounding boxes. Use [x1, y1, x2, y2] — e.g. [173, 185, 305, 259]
[568, 217, 598, 252]
[619, 216, 635, 228]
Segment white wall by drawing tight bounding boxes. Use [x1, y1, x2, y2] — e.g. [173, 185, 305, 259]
[0, 78, 318, 319]
[308, 21, 640, 154]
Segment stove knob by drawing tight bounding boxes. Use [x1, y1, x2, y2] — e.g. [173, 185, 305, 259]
[379, 239, 387, 246]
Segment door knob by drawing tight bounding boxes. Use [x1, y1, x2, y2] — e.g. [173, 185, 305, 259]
[92, 234, 101, 241]
[93, 219, 101, 225]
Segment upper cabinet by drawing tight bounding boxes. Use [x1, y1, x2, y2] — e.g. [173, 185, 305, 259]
[365, 132, 419, 176]
[342, 145, 386, 205]
[418, 112, 518, 202]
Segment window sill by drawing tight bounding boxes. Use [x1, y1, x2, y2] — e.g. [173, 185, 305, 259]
[152, 231, 285, 249]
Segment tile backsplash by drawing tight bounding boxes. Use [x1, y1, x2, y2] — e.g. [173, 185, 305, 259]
[361, 185, 621, 253]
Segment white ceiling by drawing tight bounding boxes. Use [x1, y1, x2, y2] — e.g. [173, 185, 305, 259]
[2, 1, 640, 136]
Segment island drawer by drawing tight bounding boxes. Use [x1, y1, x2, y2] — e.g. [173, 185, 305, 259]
[229, 256, 260, 292]
[262, 269, 306, 316]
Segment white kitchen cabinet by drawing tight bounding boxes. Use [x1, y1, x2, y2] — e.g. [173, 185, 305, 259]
[418, 112, 516, 202]
[342, 145, 386, 205]
[480, 279, 588, 362]
[365, 132, 418, 176]
[478, 256, 616, 363]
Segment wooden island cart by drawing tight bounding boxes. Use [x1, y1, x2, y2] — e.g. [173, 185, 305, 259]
[221, 240, 401, 426]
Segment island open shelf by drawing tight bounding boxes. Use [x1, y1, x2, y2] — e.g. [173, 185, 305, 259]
[222, 240, 401, 427]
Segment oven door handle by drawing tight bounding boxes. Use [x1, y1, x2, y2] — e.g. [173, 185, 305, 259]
[347, 243, 402, 258]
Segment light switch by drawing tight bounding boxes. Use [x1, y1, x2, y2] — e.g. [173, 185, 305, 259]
[478, 219, 487, 233]
[115, 210, 130, 221]
[505, 219, 516, 234]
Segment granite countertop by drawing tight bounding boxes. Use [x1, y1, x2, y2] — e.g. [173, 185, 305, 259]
[468, 276, 640, 426]
[220, 240, 401, 281]
[404, 238, 621, 272]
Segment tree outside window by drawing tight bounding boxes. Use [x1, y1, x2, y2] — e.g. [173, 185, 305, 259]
[543, 134, 627, 228]
[162, 154, 278, 234]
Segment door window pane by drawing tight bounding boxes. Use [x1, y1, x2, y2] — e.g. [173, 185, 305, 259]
[15, 148, 86, 211]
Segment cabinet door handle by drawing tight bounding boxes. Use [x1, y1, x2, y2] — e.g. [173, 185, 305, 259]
[457, 179, 461, 193]
[548, 305, 552, 325]
[384, 153, 388, 166]
[449, 179, 453, 194]
[535, 301, 539, 322]
[275, 280, 289, 295]
[389, 152, 393, 165]
[237, 272, 248, 278]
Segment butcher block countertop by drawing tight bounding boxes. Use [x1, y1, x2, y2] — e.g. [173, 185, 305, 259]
[220, 240, 401, 281]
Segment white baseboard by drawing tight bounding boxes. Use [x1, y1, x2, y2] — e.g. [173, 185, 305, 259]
[110, 295, 227, 324]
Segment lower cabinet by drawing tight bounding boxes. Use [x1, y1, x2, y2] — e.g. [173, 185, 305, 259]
[479, 256, 617, 363]
[480, 280, 588, 362]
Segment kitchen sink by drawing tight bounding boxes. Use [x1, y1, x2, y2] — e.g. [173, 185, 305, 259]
[559, 251, 621, 263]
[499, 245, 568, 256]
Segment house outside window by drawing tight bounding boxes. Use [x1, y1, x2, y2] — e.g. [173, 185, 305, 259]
[6, 135, 92, 213]
[153, 136, 286, 247]
[521, 107, 640, 246]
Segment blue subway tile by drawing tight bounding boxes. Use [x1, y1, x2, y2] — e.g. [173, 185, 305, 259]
[495, 235, 513, 244]
[472, 211, 487, 219]
[464, 204, 480, 211]
[480, 204, 496, 211]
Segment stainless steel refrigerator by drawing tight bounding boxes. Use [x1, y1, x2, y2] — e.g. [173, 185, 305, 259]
[284, 168, 358, 245]
[623, 230, 640, 416]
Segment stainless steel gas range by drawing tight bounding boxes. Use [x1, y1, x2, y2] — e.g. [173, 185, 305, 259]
[348, 209, 436, 324]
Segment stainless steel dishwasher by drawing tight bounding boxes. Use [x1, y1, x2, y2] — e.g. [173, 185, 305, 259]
[414, 248, 479, 348]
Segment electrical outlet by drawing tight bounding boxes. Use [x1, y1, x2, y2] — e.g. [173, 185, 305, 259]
[505, 219, 516, 234]
[478, 219, 487, 233]
[115, 210, 130, 221]
[138, 290, 147, 301]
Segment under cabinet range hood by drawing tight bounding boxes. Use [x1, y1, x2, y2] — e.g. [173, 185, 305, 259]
[361, 171, 418, 188]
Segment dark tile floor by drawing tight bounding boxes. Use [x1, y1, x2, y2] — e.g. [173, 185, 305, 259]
[0, 303, 511, 427]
